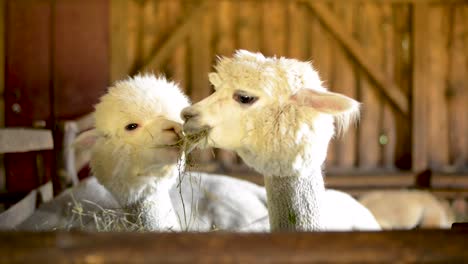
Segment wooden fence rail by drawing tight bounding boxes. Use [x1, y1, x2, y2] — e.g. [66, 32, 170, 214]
[1, 231, 467, 263]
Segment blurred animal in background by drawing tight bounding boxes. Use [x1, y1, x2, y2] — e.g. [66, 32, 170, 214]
[359, 190, 456, 229]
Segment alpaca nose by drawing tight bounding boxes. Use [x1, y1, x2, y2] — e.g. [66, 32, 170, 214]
[181, 107, 199, 121]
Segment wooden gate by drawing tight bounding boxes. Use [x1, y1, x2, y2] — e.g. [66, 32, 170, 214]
[110, 0, 468, 175]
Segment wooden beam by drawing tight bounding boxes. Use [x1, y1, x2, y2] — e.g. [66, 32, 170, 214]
[134, 1, 213, 75]
[1, 231, 467, 263]
[296, 0, 468, 2]
[0, 128, 53, 153]
[305, 1, 409, 116]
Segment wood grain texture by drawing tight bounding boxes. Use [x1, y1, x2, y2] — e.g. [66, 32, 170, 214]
[0, 0, 5, 192]
[53, 0, 109, 119]
[262, 1, 287, 57]
[447, 6, 468, 169]
[392, 4, 412, 169]
[0, 129, 53, 154]
[307, 1, 409, 116]
[427, 6, 450, 169]
[356, 3, 382, 169]
[380, 5, 397, 169]
[288, 2, 309, 60]
[167, 1, 188, 91]
[109, 0, 130, 83]
[1, 231, 468, 263]
[412, 4, 429, 172]
[137, 1, 213, 75]
[330, 2, 357, 169]
[4, 0, 53, 193]
[238, 1, 261, 51]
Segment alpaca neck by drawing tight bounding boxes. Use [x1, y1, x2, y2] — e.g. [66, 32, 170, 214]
[126, 183, 180, 232]
[264, 169, 325, 231]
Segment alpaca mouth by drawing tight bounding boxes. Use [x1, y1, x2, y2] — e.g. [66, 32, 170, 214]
[181, 125, 211, 153]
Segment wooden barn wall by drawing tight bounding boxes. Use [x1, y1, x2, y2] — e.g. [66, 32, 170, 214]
[109, 0, 467, 174]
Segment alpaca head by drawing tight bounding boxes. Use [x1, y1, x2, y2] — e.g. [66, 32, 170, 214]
[76, 74, 190, 205]
[182, 50, 359, 177]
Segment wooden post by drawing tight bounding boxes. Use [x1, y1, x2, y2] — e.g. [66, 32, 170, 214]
[447, 6, 468, 169]
[356, 3, 382, 170]
[0, 0, 5, 192]
[412, 4, 429, 172]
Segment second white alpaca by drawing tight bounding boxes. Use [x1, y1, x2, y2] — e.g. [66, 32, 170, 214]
[182, 50, 380, 231]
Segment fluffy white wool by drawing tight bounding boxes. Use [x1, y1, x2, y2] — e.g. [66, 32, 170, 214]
[198, 50, 358, 178]
[91, 74, 189, 206]
[95, 74, 189, 136]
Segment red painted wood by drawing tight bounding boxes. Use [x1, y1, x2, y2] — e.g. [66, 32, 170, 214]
[4, 0, 109, 193]
[53, 0, 109, 120]
[4, 0, 53, 192]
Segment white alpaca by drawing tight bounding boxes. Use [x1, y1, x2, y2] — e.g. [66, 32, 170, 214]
[18, 75, 268, 232]
[182, 50, 380, 231]
[359, 190, 455, 229]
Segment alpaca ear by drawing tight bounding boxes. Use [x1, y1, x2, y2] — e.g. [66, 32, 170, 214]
[74, 129, 99, 149]
[291, 88, 360, 135]
[290, 88, 360, 115]
[208, 72, 222, 86]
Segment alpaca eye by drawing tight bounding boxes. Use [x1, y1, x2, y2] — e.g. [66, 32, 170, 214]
[234, 93, 258, 105]
[125, 123, 139, 131]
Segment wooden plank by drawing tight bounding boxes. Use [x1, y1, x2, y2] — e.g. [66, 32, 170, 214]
[0, 0, 4, 127]
[288, 2, 309, 60]
[330, 2, 357, 169]
[381, 5, 397, 169]
[262, 1, 287, 56]
[214, 0, 238, 169]
[126, 0, 141, 75]
[0, 0, 5, 192]
[166, 1, 188, 91]
[307, 1, 409, 116]
[54, 0, 109, 119]
[136, 1, 213, 75]
[298, 0, 468, 3]
[310, 4, 336, 166]
[412, 4, 430, 172]
[238, 1, 261, 51]
[392, 4, 412, 169]
[0, 190, 36, 229]
[4, 0, 53, 193]
[0, 129, 53, 153]
[141, 0, 158, 61]
[109, 0, 130, 83]
[447, 6, 468, 169]
[427, 6, 450, 169]
[227, 171, 468, 189]
[356, 3, 382, 169]
[1, 231, 468, 263]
